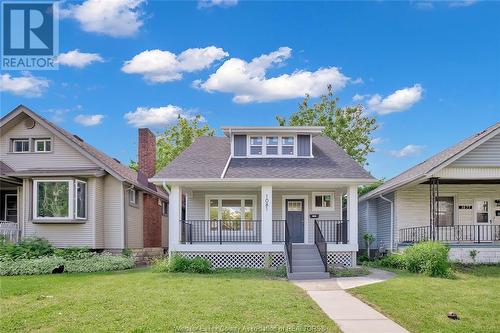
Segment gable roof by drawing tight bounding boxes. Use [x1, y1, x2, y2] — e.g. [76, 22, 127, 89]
[153, 135, 374, 181]
[1, 105, 167, 199]
[361, 121, 500, 201]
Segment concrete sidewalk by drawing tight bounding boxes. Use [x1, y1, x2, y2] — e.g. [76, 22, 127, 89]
[293, 269, 410, 333]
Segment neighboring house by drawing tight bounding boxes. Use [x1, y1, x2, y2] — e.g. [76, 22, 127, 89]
[151, 126, 374, 279]
[0, 105, 168, 256]
[359, 122, 500, 263]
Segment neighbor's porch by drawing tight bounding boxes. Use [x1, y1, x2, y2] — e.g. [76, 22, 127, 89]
[0, 177, 22, 243]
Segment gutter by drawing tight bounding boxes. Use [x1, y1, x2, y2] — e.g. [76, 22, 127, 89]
[379, 194, 394, 252]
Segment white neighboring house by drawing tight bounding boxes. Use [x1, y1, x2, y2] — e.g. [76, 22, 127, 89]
[151, 126, 375, 279]
[359, 122, 500, 263]
[0, 105, 168, 256]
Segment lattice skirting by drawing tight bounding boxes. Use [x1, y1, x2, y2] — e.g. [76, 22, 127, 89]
[174, 251, 286, 269]
[327, 251, 354, 267]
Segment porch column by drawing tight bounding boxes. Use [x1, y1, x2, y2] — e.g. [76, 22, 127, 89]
[261, 185, 273, 244]
[347, 185, 359, 249]
[169, 185, 182, 252]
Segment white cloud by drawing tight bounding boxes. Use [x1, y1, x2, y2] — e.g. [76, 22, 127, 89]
[122, 46, 228, 83]
[390, 144, 425, 158]
[56, 49, 104, 68]
[449, 0, 478, 7]
[0, 73, 49, 97]
[371, 137, 384, 145]
[367, 84, 423, 115]
[198, 0, 238, 9]
[74, 114, 104, 126]
[124, 105, 194, 127]
[62, 0, 146, 38]
[414, 1, 435, 10]
[351, 77, 364, 84]
[352, 94, 368, 102]
[197, 47, 350, 103]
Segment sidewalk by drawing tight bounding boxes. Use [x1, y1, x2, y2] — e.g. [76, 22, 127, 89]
[293, 269, 410, 333]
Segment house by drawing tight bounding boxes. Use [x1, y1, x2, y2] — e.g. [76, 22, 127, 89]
[151, 126, 374, 278]
[0, 105, 168, 259]
[359, 122, 500, 263]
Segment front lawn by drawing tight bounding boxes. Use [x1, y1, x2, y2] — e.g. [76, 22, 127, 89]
[0, 268, 338, 332]
[350, 265, 500, 333]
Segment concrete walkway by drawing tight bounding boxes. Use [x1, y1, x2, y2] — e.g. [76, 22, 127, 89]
[293, 269, 410, 333]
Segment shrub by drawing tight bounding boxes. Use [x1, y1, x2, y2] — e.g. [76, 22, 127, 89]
[330, 266, 370, 277]
[152, 255, 212, 274]
[63, 254, 134, 273]
[188, 256, 211, 273]
[151, 257, 170, 273]
[54, 247, 92, 260]
[0, 237, 54, 260]
[357, 254, 369, 264]
[403, 241, 452, 278]
[168, 254, 192, 272]
[0, 257, 65, 275]
[376, 254, 406, 270]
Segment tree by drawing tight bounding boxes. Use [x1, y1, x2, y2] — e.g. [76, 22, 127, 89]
[358, 179, 384, 197]
[363, 233, 375, 260]
[130, 115, 214, 172]
[276, 85, 378, 165]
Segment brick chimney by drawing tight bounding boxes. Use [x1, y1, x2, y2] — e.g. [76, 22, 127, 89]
[138, 128, 162, 248]
[138, 128, 156, 178]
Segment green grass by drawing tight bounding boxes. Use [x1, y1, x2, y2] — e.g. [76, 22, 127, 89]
[350, 265, 500, 333]
[0, 268, 338, 333]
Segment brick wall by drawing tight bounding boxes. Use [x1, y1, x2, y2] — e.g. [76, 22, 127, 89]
[143, 193, 162, 247]
[138, 128, 156, 178]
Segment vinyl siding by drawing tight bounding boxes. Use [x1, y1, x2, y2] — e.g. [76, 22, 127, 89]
[358, 199, 378, 249]
[395, 184, 500, 244]
[376, 193, 394, 250]
[0, 116, 97, 170]
[125, 190, 143, 249]
[451, 133, 500, 166]
[94, 176, 104, 248]
[103, 175, 124, 249]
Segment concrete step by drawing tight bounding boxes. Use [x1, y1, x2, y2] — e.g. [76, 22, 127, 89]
[292, 259, 325, 266]
[292, 265, 326, 273]
[288, 271, 330, 280]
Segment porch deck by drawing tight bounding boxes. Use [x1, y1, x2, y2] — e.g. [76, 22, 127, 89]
[399, 225, 500, 245]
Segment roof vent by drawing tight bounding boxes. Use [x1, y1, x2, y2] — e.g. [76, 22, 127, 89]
[73, 134, 84, 142]
[113, 158, 121, 164]
[24, 118, 35, 129]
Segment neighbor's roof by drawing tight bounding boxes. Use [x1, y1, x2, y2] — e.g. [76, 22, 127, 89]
[153, 135, 374, 181]
[361, 121, 500, 201]
[221, 126, 324, 136]
[0, 161, 14, 176]
[0, 105, 167, 199]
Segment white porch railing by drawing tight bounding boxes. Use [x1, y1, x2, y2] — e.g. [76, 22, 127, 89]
[0, 221, 21, 243]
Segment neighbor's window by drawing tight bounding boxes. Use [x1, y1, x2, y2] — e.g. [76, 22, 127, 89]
[34, 138, 52, 152]
[249, 136, 263, 155]
[162, 201, 168, 215]
[266, 136, 278, 155]
[281, 136, 294, 155]
[436, 197, 454, 226]
[34, 180, 71, 219]
[75, 180, 87, 219]
[12, 139, 30, 153]
[208, 198, 255, 231]
[129, 189, 137, 205]
[312, 192, 334, 211]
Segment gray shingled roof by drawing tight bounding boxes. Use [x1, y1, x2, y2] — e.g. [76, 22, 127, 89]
[1, 106, 167, 199]
[361, 121, 500, 201]
[154, 135, 374, 180]
[0, 161, 14, 176]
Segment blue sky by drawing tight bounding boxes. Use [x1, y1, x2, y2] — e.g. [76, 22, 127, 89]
[1, 0, 499, 180]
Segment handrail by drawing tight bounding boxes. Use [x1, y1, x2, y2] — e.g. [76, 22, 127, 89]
[314, 220, 328, 272]
[284, 220, 293, 273]
[399, 225, 500, 244]
[272, 220, 286, 243]
[315, 220, 349, 244]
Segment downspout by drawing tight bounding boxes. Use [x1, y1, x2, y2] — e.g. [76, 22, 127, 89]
[379, 194, 394, 252]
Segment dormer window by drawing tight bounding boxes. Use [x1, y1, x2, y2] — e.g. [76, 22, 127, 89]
[34, 138, 52, 152]
[249, 136, 263, 155]
[12, 139, 30, 153]
[281, 136, 294, 155]
[266, 136, 278, 155]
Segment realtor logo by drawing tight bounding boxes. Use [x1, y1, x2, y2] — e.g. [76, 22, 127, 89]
[2, 1, 59, 70]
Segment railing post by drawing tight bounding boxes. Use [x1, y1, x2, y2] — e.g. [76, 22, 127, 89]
[477, 225, 481, 244]
[219, 220, 222, 244]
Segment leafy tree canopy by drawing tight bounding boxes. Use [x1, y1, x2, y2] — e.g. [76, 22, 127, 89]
[276, 85, 378, 166]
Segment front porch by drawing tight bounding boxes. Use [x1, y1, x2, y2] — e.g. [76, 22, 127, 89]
[168, 182, 360, 269]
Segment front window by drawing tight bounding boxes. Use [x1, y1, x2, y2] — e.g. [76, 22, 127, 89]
[266, 136, 278, 155]
[436, 197, 454, 226]
[207, 197, 255, 231]
[12, 139, 30, 152]
[162, 201, 168, 215]
[476, 200, 489, 223]
[249, 136, 263, 155]
[129, 189, 137, 205]
[281, 136, 294, 155]
[34, 139, 52, 152]
[34, 180, 71, 219]
[312, 192, 334, 211]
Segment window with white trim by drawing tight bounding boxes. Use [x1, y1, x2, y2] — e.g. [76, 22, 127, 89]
[281, 136, 294, 155]
[34, 138, 52, 152]
[12, 139, 30, 152]
[129, 189, 137, 205]
[312, 192, 334, 211]
[33, 179, 87, 220]
[249, 136, 263, 155]
[266, 136, 278, 155]
[207, 197, 255, 231]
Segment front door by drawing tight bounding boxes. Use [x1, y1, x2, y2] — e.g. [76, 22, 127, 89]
[286, 199, 304, 243]
[4, 194, 17, 223]
[475, 199, 491, 224]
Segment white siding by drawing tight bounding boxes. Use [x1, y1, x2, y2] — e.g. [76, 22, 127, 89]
[0, 117, 96, 170]
[94, 176, 104, 248]
[451, 133, 500, 166]
[103, 175, 124, 249]
[125, 190, 143, 249]
[395, 184, 500, 244]
[434, 167, 500, 179]
[358, 199, 378, 249]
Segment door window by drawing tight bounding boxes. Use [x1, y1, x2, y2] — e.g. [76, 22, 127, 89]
[287, 201, 302, 212]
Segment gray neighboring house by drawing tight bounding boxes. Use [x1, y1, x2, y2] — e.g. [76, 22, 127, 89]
[151, 126, 374, 279]
[359, 121, 500, 263]
[0, 105, 168, 256]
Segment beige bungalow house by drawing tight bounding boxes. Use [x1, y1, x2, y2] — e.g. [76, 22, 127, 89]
[0, 105, 168, 258]
[359, 121, 500, 263]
